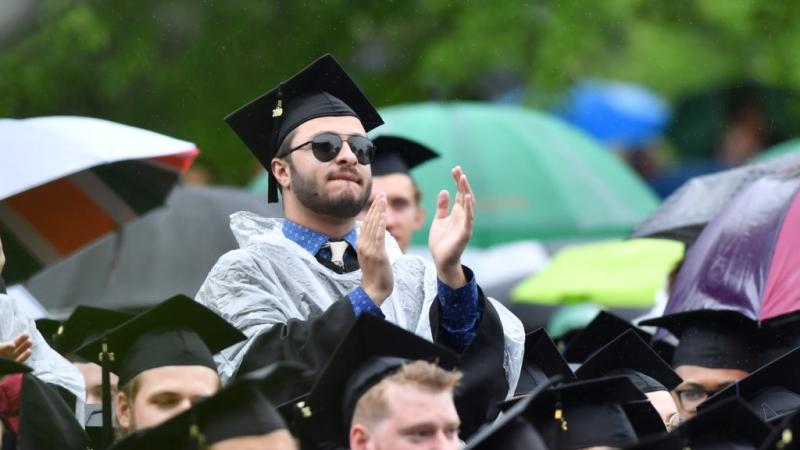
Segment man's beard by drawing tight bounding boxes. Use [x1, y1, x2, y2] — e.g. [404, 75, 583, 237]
[289, 161, 372, 219]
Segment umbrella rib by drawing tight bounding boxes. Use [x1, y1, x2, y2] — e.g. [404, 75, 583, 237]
[69, 171, 138, 225]
[0, 202, 61, 264]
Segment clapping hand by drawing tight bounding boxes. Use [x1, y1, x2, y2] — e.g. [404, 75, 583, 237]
[428, 166, 475, 288]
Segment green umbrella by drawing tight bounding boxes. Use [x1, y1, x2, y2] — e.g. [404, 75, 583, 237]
[374, 102, 659, 247]
[510, 239, 684, 308]
[755, 138, 800, 161]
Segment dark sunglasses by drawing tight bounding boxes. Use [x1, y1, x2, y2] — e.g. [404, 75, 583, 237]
[284, 132, 375, 165]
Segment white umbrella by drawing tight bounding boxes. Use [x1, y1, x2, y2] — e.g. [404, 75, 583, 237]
[0, 116, 198, 283]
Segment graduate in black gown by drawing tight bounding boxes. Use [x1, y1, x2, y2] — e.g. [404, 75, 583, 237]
[0, 358, 90, 450]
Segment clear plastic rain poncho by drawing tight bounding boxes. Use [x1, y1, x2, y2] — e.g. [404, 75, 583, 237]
[196, 212, 525, 396]
[0, 293, 86, 415]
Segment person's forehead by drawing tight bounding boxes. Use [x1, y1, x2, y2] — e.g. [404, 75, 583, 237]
[290, 116, 366, 143]
[384, 383, 456, 417]
[371, 174, 416, 199]
[675, 365, 747, 388]
[136, 365, 219, 392]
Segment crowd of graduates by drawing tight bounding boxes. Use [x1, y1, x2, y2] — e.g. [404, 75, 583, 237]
[1, 53, 800, 450]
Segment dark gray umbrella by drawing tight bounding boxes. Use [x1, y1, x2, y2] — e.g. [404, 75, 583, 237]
[24, 186, 282, 314]
[631, 152, 800, 245]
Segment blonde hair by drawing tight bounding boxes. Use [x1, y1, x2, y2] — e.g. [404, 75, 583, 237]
[351, 360, 462, 428]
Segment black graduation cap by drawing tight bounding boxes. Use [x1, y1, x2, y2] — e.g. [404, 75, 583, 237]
[700, 346, 800, 423]
[225, 53, 384, 202]
[679, 397, 772, 449]
[757, 311, 800, 368]
[623, 398, 772, 450]
[760, 409, 800, 450]
[463, 378, 557, 450]
[515, 328, 575, 396]
[44, 306, 134, 357]
[109, 362, 296, 450]
[563, 310, 655, 363]
[622, 400, 668, 438]
[34, 318, 61, 349]
[298, 313, 459, 449]
[75, 294, 246, 448]
[575, 329, 683, 392]
[641, 310, 760, 371]
[75, 294, 245, 387]
[525, 375, 647, 450]
[370, 135, 439, 176]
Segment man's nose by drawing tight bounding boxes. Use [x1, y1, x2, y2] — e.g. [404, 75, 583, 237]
[334, 140, 358, 165]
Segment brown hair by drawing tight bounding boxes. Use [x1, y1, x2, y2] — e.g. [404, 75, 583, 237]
[351, 361, 462, 428]
[118, 374, 142, 403]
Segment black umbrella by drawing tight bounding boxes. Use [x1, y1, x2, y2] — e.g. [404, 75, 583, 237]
[23, 185, 282, 314]
[631, 151, 800, 245]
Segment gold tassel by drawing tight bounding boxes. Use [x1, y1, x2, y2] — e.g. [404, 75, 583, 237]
[272, 99, 283, 118]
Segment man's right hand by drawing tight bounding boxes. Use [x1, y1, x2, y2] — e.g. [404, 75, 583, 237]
[357, 193, 394, 305]
[0, 333, 32, 364]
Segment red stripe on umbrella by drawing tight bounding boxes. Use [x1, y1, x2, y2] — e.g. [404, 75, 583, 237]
[150, 148, 199, 172]
[6, 178, 116, 255]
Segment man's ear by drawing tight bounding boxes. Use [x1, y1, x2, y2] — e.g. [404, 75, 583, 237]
[413, 205, 426, 231]
[271, 158, 292, 190]
[116, 391, 132, 431]
[349, 423, 371, 450]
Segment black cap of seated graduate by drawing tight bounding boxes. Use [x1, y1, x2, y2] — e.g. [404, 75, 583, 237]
[42, 305, 134, 357]
[75, 294, 245, 387]
[296, 313, 458, 449]
[701, 346, 800, 423]
[575, 329, 683, 393]
[527, 375, 648, 449]
[515, 328, 575, 396]
[370, 136, 439, 176]
[225, 54, 384, 202]
[563, 310, 674, 363]
[463, 379, 556, 450]
[641, 310, 759, 371]
[624, 397, 772, 450]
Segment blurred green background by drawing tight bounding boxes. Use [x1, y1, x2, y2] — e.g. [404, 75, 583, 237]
[3, 0, 800, 185]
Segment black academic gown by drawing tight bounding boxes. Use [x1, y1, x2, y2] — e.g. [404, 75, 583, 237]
[17, 375, 90, 450]
[236, 287, 509, 444]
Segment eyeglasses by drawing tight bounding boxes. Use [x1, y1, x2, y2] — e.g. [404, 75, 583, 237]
[283, 132, 375, 165]
[674, 384, 732, 412]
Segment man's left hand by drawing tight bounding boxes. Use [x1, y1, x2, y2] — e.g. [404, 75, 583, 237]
[428, 166, 474, 288]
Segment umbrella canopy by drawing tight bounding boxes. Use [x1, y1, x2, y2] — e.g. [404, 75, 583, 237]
[664, 174, 800, 322]
[557, 80, 670, 149]
[631, 151, 800, 245]
[23, 185, 282, 314]
[0, 116, 198, 283]
[755, 138, 800, 162]
[373, 102, 659, 247]
[510, 239, 684, 309]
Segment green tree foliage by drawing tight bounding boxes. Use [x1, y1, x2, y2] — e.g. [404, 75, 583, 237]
[2, 0, 799, 184]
